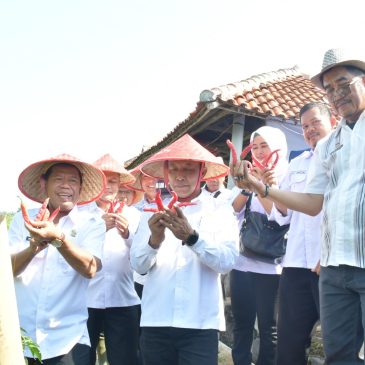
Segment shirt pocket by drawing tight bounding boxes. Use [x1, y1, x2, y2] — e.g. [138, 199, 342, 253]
[288, 170, 307, 192]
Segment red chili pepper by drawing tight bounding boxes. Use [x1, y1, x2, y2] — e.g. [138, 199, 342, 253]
[19, 197, 31, 225]
[177, 202, 197, 207]
[154, 191, 165, 211]
[226, 140, 238, 165]
[116, 200, 126, 214]
[265, 149, 280, 170]
[48, 207, 60, 222]
[240, 143, 253, 160]
[253, 149, 280, 170]
[143, 208, 159, 212]
[167, 191, 178, 209]
[35, 198, 50, 221]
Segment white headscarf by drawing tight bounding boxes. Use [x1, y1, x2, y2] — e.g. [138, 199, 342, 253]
[250, 126, 288, 179]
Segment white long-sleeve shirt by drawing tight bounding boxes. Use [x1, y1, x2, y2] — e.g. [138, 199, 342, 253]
[130, 189, 239, 331]
[87, 204, 141, 308]
[269, 150, 322, 269]
[9, 206, 105, 360]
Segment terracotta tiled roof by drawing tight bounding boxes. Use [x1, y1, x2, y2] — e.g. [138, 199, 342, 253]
[126, 66, 329, 169]
[199, 65, 327, 120]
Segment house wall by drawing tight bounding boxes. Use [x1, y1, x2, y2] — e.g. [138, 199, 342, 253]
[266, 118, 308, 157]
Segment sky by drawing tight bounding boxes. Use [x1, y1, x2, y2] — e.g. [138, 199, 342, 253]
[0, 0, 362, 212]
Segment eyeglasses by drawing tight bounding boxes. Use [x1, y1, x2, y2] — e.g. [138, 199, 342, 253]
[325, 77, 361, 102]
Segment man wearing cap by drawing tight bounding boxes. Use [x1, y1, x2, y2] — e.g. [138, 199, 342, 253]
[231, 49, 365, 364]
[130, 134, 239, 365]
[86, 154, 141, 365]
[9, 154, 106, 365]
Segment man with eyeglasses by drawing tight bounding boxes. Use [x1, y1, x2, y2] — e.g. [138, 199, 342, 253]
[230, 48, 365, 364]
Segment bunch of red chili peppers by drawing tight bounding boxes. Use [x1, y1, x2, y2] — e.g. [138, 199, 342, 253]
[107, 199, 126, 214]
[20, 197, 60, 226]
[143, 191, 196, 213]
[226, 139, 280, 170]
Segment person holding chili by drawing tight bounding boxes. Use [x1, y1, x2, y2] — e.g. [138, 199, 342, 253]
[230, 126, 288, 365]
[86, 154, 141, 365]
[130, 134, 239, 365]
[9, 154, 106, 365]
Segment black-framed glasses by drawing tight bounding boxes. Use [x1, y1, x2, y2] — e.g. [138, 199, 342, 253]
[325, 77, 361, 102]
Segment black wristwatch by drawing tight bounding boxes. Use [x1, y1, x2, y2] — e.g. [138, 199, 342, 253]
[182, 230, 199, 246]
[241, 189, 251, 197]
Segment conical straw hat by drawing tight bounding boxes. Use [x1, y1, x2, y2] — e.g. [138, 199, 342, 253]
[18, 153, 106, 205]
[140, 134, 229, 181]
[93, 154, 135, 185]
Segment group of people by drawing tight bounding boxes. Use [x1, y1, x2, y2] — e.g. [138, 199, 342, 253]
[8, 47, 365, 365]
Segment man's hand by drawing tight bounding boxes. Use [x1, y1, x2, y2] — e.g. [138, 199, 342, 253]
[159, 206, 194, 241]
[102, 213, 117, 231]
[25, 220, 63, 246]
[311, 261, 321, 276]
[148, 212, 166, 249]
[230, 160, 265, 195]
[115, 214, 130, 239]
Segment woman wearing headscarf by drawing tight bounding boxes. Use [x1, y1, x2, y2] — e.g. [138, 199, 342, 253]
[230, 126, 288, 365]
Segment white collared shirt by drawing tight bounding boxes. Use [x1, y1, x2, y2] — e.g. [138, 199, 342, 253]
[132, 196, 157, 285]
[269, 150, 322, 269]
[130, 189, 239, 331]
[87, 204, 141, 308]
[8, 206, 105, 360]
[306, 112, 365, 268]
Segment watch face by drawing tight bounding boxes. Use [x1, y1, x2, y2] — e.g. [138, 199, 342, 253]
[186, 231, 199, 246]
[51, 239, 63, 248]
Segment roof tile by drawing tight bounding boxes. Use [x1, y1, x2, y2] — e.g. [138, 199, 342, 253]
[198, 66, 325, 120]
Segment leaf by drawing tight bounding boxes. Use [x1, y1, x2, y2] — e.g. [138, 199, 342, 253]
[21, 328, 42, 362]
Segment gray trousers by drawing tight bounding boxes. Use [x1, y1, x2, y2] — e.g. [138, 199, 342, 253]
[320, 265, 364, 365]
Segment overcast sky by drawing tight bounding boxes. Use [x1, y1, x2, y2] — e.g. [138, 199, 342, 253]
[0, 0, 362, 211]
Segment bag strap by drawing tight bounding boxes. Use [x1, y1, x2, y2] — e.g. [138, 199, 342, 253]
[244, 193, 253, 217]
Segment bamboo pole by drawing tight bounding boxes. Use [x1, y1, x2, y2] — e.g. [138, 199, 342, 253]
[0, 215, 26, 365]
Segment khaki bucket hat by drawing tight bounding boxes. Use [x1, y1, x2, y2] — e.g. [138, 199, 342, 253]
[311, 48, 365, 89]
[18, 153, 106, 205]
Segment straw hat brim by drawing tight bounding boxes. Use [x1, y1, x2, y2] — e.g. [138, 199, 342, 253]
[93, 154, 135, 186]
[127, 168, 144, 191]
[18, 158, 106, 205]
[102, 169, 136, 186]
[311, 60, 365, 89]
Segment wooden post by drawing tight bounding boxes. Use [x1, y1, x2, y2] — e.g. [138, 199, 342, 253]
[0, 215, 26, 365]
[227, 115, 245, 189]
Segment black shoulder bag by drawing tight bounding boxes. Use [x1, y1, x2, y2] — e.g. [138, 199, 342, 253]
[239, 194, 289, 264]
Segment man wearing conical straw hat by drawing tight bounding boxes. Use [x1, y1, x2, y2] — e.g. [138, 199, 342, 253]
[130, 134, 239, 365]
[9, 154, 106, 364]
[87, 154, 141, 365]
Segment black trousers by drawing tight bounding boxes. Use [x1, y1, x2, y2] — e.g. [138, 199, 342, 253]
[26, 343, 90, 365]
[276, 267, 320, 365]
[230, 269, 279, 365]
[87, 306, 139, 365]
[140, 327, 219, 365]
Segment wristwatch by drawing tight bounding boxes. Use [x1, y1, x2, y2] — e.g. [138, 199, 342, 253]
[51, 232, 65, 248]
[182, 230, 199, 246]
[241, 189, 251, 197]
